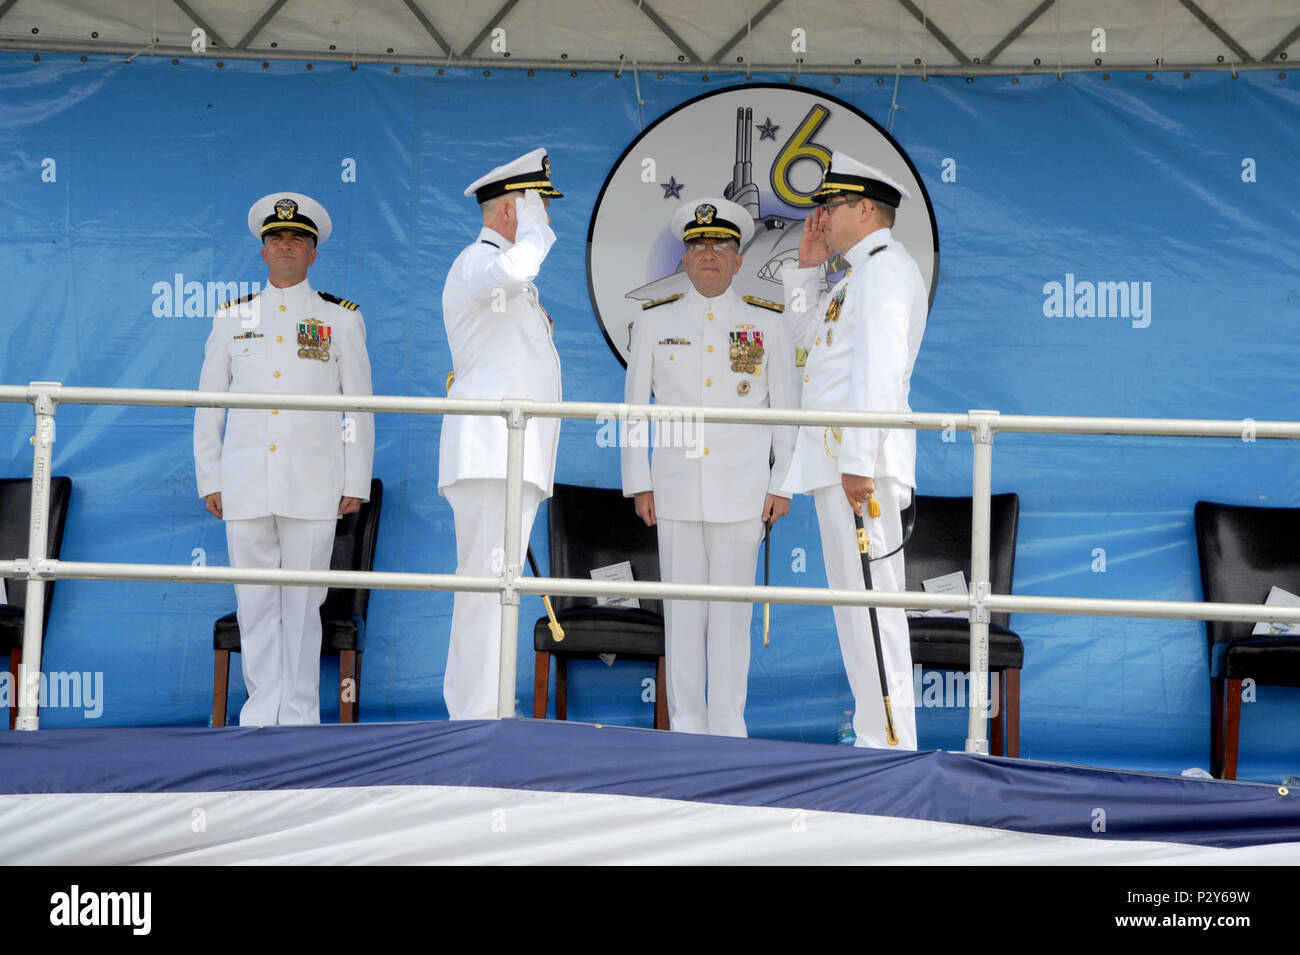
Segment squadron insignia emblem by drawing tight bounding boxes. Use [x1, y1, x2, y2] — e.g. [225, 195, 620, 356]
[587, 86, 938, 368]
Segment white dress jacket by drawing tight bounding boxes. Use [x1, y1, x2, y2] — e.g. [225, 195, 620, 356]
[438, 211, 562, 497]
[779, 228, 927, 494]
[622, 286, 797, 523]
[194, 278, 375, 521]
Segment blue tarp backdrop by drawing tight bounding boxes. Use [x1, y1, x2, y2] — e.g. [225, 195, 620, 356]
[1, 53, 1297, 779]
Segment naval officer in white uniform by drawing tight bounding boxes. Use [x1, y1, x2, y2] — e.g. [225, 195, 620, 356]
[779, 153, 928, 749]
[195, 192, 375, 725]
[622, 197, 797, 737]
[440, 148, 564, 720]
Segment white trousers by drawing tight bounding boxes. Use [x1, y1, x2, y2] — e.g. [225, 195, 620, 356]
[226, 515, 336, 726]
[444, 478, 543, 720]
[813, 480, 918, 749]
[657, 517, 765, 737]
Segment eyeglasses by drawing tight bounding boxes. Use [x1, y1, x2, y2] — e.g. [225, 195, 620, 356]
[823, 196, 862, 213]
[685, 241, 738, 255]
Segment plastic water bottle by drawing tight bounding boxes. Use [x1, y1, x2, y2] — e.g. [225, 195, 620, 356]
[836, 710, 856, 746]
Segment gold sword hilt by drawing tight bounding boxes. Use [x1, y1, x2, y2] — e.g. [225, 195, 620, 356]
[883, 696, 899, 746]
[855, 494, 882, 556]
[542, 594, 565, 643]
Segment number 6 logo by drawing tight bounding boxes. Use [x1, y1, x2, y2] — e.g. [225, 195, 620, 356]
[770, 105, 834, 207]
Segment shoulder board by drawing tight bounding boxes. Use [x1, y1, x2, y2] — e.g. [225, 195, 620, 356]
[318, 291, 359, 310]
[743, 295, 784, 313]
[641, 293, 683, 311]
[218, 292, 259, 310]
[868, 245, 888, 256]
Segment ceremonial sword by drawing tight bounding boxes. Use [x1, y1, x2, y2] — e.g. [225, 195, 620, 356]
[526, 546, 565, 643]
[762, 518, 772, 647]
[855, 493, 899, 746]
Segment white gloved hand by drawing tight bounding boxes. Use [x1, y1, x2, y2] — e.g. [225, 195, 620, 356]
[517, 188, 547, 221]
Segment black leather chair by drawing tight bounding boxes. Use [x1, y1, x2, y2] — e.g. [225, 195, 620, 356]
[532, 483, 667, 729]
[1, 477, 73, 730]
[904, 493, 1023, 757]
[212, 478, 383, 726]
[1194, 500, 1300, 780]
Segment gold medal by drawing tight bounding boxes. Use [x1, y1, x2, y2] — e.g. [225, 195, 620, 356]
[824, 286, 846, 323]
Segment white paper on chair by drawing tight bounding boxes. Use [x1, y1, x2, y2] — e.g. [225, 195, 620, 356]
[0, 577, 6, 605]
[1251, 585, 1300, 635]
[590, 560, 639, 610]
[908, 570, 969, 620]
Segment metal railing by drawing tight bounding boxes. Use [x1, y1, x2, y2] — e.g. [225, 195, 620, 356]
[3, 381, 1300, 751]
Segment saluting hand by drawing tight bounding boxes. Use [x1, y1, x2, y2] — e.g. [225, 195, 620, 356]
[798, 207, 834, 269]
[518, 188, 550, 225]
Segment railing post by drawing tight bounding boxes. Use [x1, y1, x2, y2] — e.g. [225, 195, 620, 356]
[965, 409, 998, 754]
[17, 382, 60, 731]
[497, 400, 528, 719]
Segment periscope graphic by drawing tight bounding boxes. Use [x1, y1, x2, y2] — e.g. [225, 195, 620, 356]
[587, 84, 939, 367]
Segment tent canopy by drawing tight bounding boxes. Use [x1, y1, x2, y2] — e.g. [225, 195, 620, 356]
[2, 0, 1297, 73]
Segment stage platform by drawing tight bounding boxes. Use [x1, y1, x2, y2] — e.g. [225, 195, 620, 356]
[0, 718, 1296, 864]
